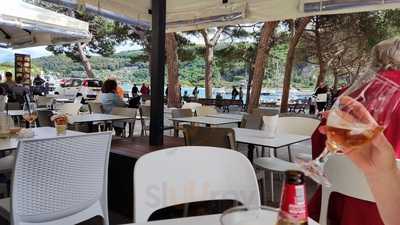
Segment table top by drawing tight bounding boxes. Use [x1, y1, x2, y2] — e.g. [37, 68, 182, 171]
[124, 213, 318, 225]
[206, 113, 244, 120]
[69, 113, 136, 124]
[233, 128, 310, 148]
[0, 127, 84, 151]
[55, 98, 74, 103]
[170, 116, 242, 125]
[6, 108, 50, 116]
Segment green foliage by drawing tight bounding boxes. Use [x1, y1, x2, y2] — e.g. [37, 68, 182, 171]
[32, 41, 315, 89]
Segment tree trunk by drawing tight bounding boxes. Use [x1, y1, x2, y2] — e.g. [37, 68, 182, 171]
[77, 43, 95, 78]
[200, 28, 224, 99]
[165, 33, 180, 107]
[248, 21, 279, 112]
[315, 16, 326, 87]
[281, 17, 311, 113]
[204, 44, 214, 98]
[333, 69, 339, 92]
[245, 60, 254, 108]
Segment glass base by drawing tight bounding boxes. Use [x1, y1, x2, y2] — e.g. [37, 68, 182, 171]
[295, 158, 332, 187]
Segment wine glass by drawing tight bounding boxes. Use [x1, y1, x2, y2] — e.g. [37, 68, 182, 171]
[220, 206, 279, 225]
[23, 103, 38, 128]
[297, 71, 400, 186]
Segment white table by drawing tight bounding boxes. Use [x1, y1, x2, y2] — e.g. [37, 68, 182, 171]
[6, 108, 50, 116]
[69, 113, 136, 133]
[124, 213, 319, 225]
[170, 116, 242, 127]
[69, 113, 135, 124]
[55, 98, 74, 103]
[234, 128, 310, 150]
[206, 113, 244, 120]
[233, 128, 310, 161]
[0, 127, 84, 151]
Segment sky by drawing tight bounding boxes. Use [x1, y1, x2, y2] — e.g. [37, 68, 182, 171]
[0, 41, 142, 63]
[0, 32, 235, 63]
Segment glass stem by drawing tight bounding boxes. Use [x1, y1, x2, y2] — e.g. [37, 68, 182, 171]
[314, 147, 333, 167]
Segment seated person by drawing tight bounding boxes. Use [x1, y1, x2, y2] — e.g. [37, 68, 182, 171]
[129, 93, 141, 108]
[101, 79, 126, 136]
[9, 76, 30, 105]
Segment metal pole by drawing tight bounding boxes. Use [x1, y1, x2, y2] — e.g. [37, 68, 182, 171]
[149, 0, 166, 145]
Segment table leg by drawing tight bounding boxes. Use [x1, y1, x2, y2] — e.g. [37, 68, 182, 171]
[270, 171, 275, 202]
[88, 122, 94, 133]
[287, 145, 292, 162]
[247, 144, 255, 162]
[130, 122, 134, 137]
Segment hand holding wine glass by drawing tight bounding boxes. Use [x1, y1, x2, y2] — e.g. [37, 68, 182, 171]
[321, 97, 397, 178]
[298, 74, 400, 186]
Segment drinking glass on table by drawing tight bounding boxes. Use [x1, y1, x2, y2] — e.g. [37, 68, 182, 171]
[297, 71, 400, 186]
[22, 103, 37, 128]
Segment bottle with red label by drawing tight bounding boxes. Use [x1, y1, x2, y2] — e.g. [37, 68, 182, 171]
[276, 170, 308, 225]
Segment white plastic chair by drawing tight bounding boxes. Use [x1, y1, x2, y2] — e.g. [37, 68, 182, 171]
[111, 107, 137, 137]
[182, 102, 202, 112]
[277, 116, 320, 136]
[0, 132, 112, 225]
[277, 116, 319, 161]
[195, 106, 218, 116]
[134, 146, 261, 222]
[319, 155, 375, 225]
[59, 103, 82, 115]
[36, 96, 54, 108]
[74, 96, 83, 104]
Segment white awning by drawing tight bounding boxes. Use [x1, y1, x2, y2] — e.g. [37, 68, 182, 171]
[50, 0, 400, 32]
[0, 0, 90, 49]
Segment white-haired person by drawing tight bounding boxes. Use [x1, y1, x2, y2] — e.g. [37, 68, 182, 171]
[308, 37, 400, 225]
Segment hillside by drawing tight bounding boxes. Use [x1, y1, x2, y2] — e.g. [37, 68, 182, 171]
[30, 45, 317, 89]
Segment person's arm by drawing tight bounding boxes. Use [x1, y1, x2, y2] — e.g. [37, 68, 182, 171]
[333, 97, 400, 225]
[347, 134, 400, 225]
[113, 94, 126, 107]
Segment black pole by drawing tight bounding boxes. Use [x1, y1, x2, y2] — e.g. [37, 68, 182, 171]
[150, 0, 166, 146]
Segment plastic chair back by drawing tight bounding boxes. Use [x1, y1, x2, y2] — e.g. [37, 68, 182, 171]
[134, 146, 260, 222]
[37, 110, 53, 127]
[11, 132, 112, 225]
[59, 103, 82, 115]
[6, 102, 21, 110]
[241, 113, 262, 129]
[182, 102, 202, 111]
[88, 102, 103, 114]
[277, 116, 320, 136]
[195, 106, 218, 116]
[171, 109, 193, 119]
[111, 107, 137, 120]
[320, 155, 374, 225]
[36, 96, 54, 108]
[182, 125, 236, 149]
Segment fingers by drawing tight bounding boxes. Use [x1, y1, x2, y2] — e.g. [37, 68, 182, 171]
[339, 96, 378, 125]
[319, 125, 327, 134]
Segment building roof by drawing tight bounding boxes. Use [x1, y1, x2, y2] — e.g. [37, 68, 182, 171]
[66, 0, 400, 32]
[0, 0, 90, 48]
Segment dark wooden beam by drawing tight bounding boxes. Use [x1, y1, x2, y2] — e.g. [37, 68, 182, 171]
[149, 0, 166, 146]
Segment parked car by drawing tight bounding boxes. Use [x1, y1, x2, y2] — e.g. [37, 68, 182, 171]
[55, 78, 82, 98]
[80, 79, 103, 99]
[55, 78, 103, 99]
[43, 75, 56, 91]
